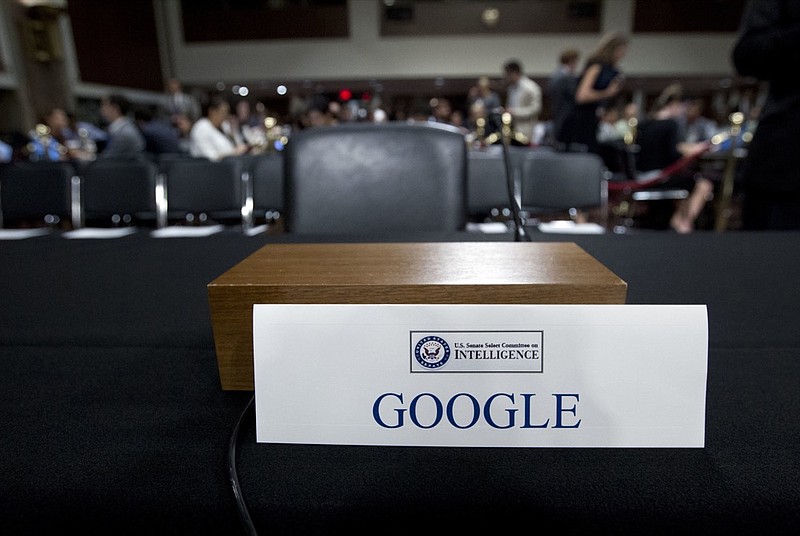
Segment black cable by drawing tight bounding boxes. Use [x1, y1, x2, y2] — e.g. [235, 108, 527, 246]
[228, 393, 258, 536]
[499, 122, 531, 242]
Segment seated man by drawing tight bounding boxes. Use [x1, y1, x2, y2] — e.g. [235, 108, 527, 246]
[98, 94, 146, 159]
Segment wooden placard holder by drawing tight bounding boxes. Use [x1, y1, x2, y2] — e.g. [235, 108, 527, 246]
[208, 242, 627, 390]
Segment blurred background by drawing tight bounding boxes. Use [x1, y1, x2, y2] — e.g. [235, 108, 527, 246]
[0, 0, 757, 138]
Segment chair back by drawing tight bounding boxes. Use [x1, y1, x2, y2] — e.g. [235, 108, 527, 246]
[633, 119, 683, 173]
[466, 146, 539, 220]
[467, 146, 515, 220]
[250, 152, 284, 222]
[78, 156, 158, 227]
[519, 151, 607, 217]
[0, 161, 75, 228]
[283, 122, 467, 234]
[161, 157, 244, 225]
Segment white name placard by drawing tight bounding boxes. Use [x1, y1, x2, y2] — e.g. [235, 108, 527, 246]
[253, 304, 708, 448]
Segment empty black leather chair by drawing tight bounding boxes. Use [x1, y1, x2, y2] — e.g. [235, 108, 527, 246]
[466, 145, 539, 221]
[0, 161, 76, 229]
[78, 156, 159, 227]
[518, 150, 608, 226]
[283, 122, 468, 235]
[251, 153, 284, 222]
[161, 156, 244, 227]
[467, 146, 514, 221]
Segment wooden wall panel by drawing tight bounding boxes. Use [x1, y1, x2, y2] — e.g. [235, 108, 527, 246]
[181, 0, 348, 42]
[67, 0, 162, 91]
[381, 1, 601, 37]
[634, 0, 746, 33]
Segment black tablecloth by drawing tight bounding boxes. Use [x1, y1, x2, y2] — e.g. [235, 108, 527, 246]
[1, 229, 798, 534]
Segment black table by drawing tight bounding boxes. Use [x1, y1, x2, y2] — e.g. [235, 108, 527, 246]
[1, 229, 798, 535]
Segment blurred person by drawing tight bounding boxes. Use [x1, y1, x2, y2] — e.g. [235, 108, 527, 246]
[299, 94, 339, 128]
[253, 101, 269, 126]
[732, 0, 800, 230]
[189, 96, 250, 161]
[1, 139, 15, 163]
[406, 98, 431, 123]
[450, 109, 466, 132]
[65, 110, 108, 151]
[368, 95, 389, 124]
[304, 103, 339, 128]
[26, 121, 67, 162]
[134, 105, 184, 156]
[173, 113, 194, 154]
[164, 77, 201, 123]
[98, 94, 146, 159]
[466, 100, 489, 138]
[42, 108, 77, 146]
[634, 85, 714, 233]
[501, 59, 542, 144]
[25, 107, 93, 162]
[595, 103, 631, 175]
[546, 47, 581, 148]
[682, 98, 718, 143]
[304, 107, 328, 128]
[559, 32, 629, 154]
[468, 76, 502, 114]
[48, 108, 99, 162]
[651, 83, 685, 121]
[614, 101, 640, 141]
[743, 103, 761, 137]
[233, 100, 266, 147]
[465, 77, 503, 138]
[429, 98, 454, 124]
[597, 106, 622, 143]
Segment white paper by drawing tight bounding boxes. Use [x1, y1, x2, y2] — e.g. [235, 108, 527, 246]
[244, 224, 268, 236]
[0, 228, 52, 240]
[253, 304, 708, 448]
[150, 224, 224, 238]
[465, 222, 511, 234]
[62, 227, 137, 239]
[537, 221, 606, 234]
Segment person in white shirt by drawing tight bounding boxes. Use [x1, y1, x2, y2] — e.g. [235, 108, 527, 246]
[189, 96, 249, 161]
[502, 59, 543, 144]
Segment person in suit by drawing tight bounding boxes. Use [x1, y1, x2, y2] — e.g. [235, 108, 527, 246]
[134, 106, 184, 156]
[163, 78, 201, 123]
[732, 0, 800, 230]
[98, 94, 146, 159]
[546, 47, 581, 149]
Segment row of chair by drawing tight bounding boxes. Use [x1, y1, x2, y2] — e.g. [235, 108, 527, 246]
[0, 152, 284, 231]
[284, 122, 608, 233]
[468, 144, 608, 226]
[1, 122, 610, 234]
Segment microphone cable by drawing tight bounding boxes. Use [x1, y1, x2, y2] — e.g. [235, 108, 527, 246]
[228, 393, 258, 536]
[497, 112, 531, 242]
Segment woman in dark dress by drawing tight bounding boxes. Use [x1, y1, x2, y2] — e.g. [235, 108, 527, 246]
[558, 32, 629, 154]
